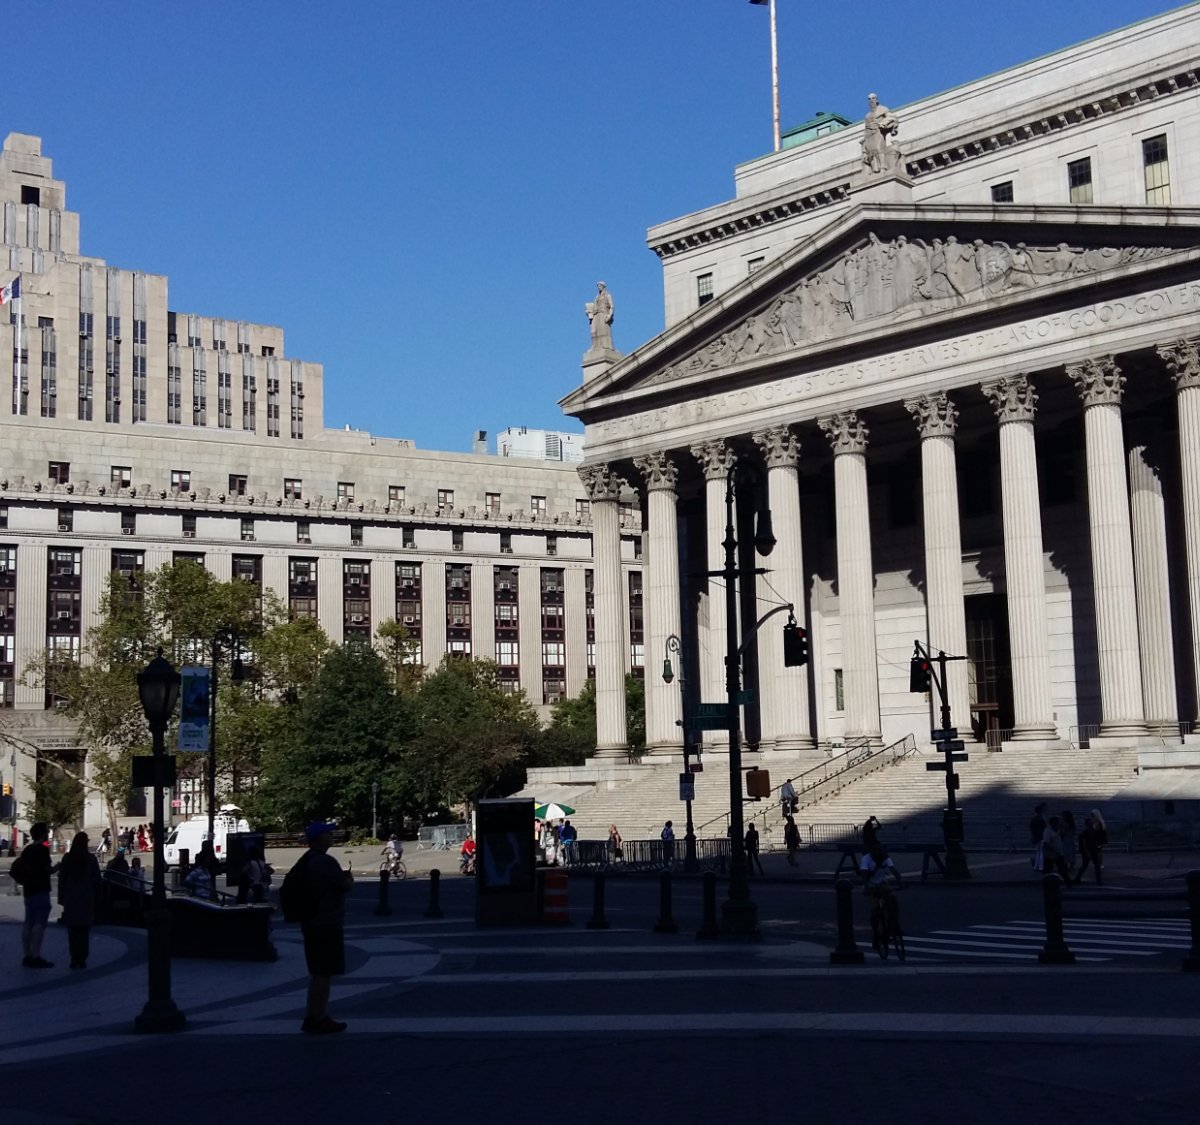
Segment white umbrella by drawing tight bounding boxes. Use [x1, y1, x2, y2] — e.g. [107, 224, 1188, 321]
[534, 802, 575, 820]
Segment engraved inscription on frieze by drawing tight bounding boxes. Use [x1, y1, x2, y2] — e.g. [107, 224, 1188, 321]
[649, 237, 1171, 386]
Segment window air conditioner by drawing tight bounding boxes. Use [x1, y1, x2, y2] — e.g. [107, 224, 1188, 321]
[56, 610, 71, 620]
[500, 547, 513, 554]
[182, 530, 196, 538]
[452, 543, 463, 551]
[57, 524, 71, 533]
[546, 548, 557, 557]
[450, 580, 464, 589]
[498, 582, 511, 591]
[121, 526, 134, 535]
[402, 579, 414, 588]
[349, 614, 365, 624]
[297, 535, 311, 544]
[402, 615, 415, 624]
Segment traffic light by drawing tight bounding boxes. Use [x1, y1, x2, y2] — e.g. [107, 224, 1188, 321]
[783, 621, 808, 667]
[1, 783, 10, 797]
[909, 654, 932, 693]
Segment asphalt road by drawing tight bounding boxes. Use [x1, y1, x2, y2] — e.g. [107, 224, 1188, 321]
[3, 855, 1198, 1124]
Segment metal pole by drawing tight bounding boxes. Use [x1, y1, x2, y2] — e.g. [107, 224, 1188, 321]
[667, 633, 699, 873]
[722, 466, 757, 936]
[769, 0, 781, 153]
[372, 780, 379, 841]
[134, 719, 185, 1032]
[207, 637, 218, 846]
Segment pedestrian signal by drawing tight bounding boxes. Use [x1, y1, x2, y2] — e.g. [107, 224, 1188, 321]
[909, 654, 932, 693]
[1, 783, 10, 797]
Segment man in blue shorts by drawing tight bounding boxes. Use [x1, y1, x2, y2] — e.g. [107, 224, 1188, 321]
[20, 822, 59, 968]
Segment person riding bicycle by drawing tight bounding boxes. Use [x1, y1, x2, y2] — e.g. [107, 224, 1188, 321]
[459, 834, 477, 875]
[859, 842, 903, 950]
[380, 834, 404, 876]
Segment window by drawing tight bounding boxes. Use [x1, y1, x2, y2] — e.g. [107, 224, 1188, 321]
[540, 569, 563, 594]
[496, 603, 518, 626]
[747, 256, 765, 274]
[496, 640, 519, 667]
[402, 525, 416, 549]
[575, 499, 590, 520]
[337, 481, 355, 502]
[351, 523, 364, 546]
[388, 485, 405, 507]
[240, 518, 255, 542]
[452, 529, 464, 551]
[541, 641, 566, 666]
[697, 272, 714, 307]
[834, 668, 845, 712]
[297, 521, 311, 544]
[485, 492, 501, 515]
[48, 461, 70, 484]
[990, 180, 1014, 203]
[170, 469, 191, 492]
[21, 184, 40, 205]
[1143, 134, 1171, 205]
[448, 602, 472, 628]
[57, 509, 74, 533]
[284, 478, 302, 501]
[111, 465, 132, 489]
[1067, 157, 1093, 204]
[500, 532, 513, 554]
[546, 534, 558, 557]
[531, 495, 547, 518]
[120, 511, 136, 535]
[448, 639, 471, 660]
[437, 489, 454, 511]
[0, 507, 7, 529]
[542, 604, 564, 630]
[289, 558, 316, 585]
[228, 474, 247, 497]
[182, 514, 197, 538]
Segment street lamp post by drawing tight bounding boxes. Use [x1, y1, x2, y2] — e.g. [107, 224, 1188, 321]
[714, 462, 775, 937]
[207, 631, 245, 845]
[134, 648, 185, 1033]
[662, 634, 698, 873]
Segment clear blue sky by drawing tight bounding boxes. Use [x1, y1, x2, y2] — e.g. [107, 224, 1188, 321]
[7, 1, 1187, 451]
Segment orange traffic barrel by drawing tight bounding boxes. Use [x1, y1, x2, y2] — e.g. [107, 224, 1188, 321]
[542, 870, 569, 925]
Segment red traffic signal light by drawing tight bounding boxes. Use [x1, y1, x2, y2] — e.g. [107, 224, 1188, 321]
[783, 622, 808, 667]
[909, 654, 932, 693]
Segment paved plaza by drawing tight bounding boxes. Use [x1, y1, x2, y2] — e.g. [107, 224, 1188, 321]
[2, 847, 1199, 1123]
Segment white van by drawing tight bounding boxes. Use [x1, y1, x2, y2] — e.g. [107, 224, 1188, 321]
[163, 807, 251, 869]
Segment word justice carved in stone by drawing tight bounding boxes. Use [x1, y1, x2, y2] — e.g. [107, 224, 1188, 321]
[649, 237, 1172, 387]
[593, 280, 1200, 446]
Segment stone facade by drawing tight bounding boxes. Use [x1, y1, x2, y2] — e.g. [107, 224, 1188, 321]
[563, 7, 1200, 768]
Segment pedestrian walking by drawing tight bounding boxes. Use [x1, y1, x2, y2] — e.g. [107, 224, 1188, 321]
[136, 825, 148, 853]
[783, 815, 801, 867]
[57, 832, 103, 969]
[780, 778, 797, 818]
[1041, 816, 1071, 883]
[608, 824, 623, 862]
[14, 821, 59, 968]
[559, 819, 578, 865]
[1075, 810, 1108, 885]
[129, 856, 146, 887]
[96, 828, 112, 856]
[298, 821, 354, 1034]
[660, 820, 675, 867]
[745, 822, 765, 876]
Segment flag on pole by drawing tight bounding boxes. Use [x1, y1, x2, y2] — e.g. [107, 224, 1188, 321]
[0, 276, 19, 305]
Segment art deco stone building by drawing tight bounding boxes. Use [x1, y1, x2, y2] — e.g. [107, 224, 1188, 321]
[563, 5, 1200, 780]
[0, 132, 642, 825]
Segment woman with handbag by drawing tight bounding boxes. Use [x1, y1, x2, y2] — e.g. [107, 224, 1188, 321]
[58, 832, 103, 970]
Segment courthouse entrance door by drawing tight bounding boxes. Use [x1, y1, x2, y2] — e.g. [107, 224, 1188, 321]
[965, 594, 1014, 748]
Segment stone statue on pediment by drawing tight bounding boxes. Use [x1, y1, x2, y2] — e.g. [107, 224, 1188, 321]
[862, 93, 900, 175]
[585, 281, 614, 351]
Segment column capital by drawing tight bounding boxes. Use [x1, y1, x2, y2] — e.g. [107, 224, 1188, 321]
[1068, 355, 1125, 407]
[752, 425, 800, 469]
[981, 375, 1038, 424]
[577, 463, 626, 502]
[632, 450, 679, 492]
[818, 412, 868, 455]
[1158, 337, 1200, 390]
[904, 392, 958, 439]
[690, 438, 736, 481]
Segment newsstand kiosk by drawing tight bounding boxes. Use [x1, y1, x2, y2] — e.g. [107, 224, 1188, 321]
[475, 798, 537, 927]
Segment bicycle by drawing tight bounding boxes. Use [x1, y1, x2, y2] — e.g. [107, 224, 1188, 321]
[867, 886, 905, 961]
[379, 850, 407, 880]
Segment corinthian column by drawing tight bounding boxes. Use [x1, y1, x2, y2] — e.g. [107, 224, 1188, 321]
[904, 392, 970, 734]
[1160, 338, 1200, 723]
[690, 438, 736, 752]
[752, 425, 813, 752]
[1125, 417, 1178, 733]
[818, 412, 881, 746]
[633, 451, 684, 755]
[579, 463, 628, 758]
[1067, 356, 1146, 736]
[981, 376, 1056, 740]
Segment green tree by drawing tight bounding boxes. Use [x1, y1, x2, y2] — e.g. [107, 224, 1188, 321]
[375, 617, 424, 693]
[24, 755, 85, 840]
[403, 657, 542, 815]
[536, 674, 647, 766]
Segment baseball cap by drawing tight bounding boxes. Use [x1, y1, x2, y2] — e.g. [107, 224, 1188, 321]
[305, 821, 337, 842]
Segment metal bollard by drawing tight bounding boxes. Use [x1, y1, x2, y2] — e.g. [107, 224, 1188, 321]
[425, 868, 444, 919]
[374, 868, 393, 917]
[587, 873, 609, 930]
[653, 871, 678, 934]
[1183, 870, 1200, 972]
[1038, 872, 1076, 964]
[696, 871, 719, 940]
[829, 878, 865, 964]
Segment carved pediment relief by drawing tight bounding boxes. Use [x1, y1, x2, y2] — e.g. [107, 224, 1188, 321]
[648, 234, 1173, 387]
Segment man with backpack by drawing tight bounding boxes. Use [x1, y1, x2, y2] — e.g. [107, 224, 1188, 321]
[12, 821, 59, 969]
[282, 821, 354, 1034]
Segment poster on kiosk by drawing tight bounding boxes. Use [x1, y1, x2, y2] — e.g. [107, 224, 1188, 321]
[475, 798, 536, 926]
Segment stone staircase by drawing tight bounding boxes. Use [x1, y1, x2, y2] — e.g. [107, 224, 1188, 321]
[518, 741, 1143, 848]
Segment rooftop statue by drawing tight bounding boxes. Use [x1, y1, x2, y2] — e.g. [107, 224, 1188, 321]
[585, 281, 614, 351]
[862, 93, 901, 176]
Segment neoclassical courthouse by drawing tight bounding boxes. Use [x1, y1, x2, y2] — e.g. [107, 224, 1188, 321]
[5, 6, 1200, 829]
[563, 2, 1200, 783]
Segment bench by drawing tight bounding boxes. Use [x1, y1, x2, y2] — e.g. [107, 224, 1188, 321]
[834, 843, 946, 882]
[167, 893, 277, 961]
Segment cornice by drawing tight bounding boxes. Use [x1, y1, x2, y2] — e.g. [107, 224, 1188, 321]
[649, 63, 1200, 262]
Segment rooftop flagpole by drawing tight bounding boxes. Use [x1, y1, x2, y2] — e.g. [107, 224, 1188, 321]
[750, 0, 781, 152]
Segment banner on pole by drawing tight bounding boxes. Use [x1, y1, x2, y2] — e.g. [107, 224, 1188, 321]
[178, 665, 211, 752]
